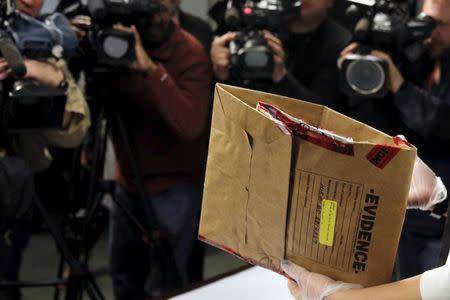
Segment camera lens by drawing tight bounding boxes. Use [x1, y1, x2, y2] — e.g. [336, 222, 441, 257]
[102, 35, 130, 59]
[346, 59, 385, 95]
[244, 50, 269, 68]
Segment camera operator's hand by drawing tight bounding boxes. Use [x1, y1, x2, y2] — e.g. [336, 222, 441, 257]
[263, 30, 287, 83]
[340, 43, 405, 93]
[339, 42, 359, 59]
[24, 60, 65, 88]
[1, 58, 73, 128]
[0, 58, 64, 88]
[24, 60, 74, 128]
[113, 23, 158, 74]
[0, 58, 12, 80]
[370, 50, 404, 93]
[210, 32, 235, 81]
[70, 15, 92, 40]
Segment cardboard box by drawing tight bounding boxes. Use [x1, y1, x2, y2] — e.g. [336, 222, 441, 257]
[199, 84, 417, 287]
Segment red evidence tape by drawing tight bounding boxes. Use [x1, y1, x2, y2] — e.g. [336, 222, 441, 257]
[366, 144, 401, 169]
[257, 102, 354, 156]
[393, 135, 412, 147]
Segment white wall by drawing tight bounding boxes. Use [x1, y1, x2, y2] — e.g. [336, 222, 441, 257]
[180, 0, 209, 20]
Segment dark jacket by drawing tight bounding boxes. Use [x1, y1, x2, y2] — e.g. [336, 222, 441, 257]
[112, 22, 212, 194]
[274, 19, 352, 112]
[241, 19, 352, 114]
[393, 51, 450, 142]
[394, 51, 450, 217]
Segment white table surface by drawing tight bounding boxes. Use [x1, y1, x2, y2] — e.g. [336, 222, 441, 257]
[170, 266, 293, 300]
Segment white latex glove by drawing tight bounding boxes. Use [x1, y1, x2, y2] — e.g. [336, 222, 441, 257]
[281, 261, 362, 300]
[407, 156, 447, 211]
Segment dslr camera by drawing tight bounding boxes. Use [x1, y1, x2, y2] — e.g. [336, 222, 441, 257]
[84, 0, 160, 67]
[339, 0, 436, 97]
[210, 0, 301, 81]
[0, 0, 77, 133]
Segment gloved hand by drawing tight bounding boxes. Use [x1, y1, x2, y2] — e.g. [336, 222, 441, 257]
[281, 261, 362, 300]
[407, 156, 447, 210]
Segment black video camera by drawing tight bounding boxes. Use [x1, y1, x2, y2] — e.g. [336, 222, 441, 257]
[339, 0, 436, 98]
[84, 0, 160, 67]
[0, 0, 77, 134]
[210, 0, 301, 81]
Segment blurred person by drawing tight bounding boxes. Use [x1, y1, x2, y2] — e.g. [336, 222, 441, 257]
[103, 0, 212, 298]
[210, 0, 351, 112]
[166, 0, 213, 284]
[0, 158, 37, 300]
[340, 0, 450, 279]
[0, 1, 89, 299]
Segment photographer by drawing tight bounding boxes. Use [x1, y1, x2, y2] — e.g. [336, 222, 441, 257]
[165, 1, 213, 284]
[0, 1, 89, 299]
[87, 0, 212, 298]
[340, 0, 450, 279]
[1, 58, 89, 171]
[1, 0, 90, 172]
[211, 0, 351, 112]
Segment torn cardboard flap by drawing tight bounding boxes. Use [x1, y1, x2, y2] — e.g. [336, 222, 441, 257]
[199, 84, 416, 287]
[200, 84, 293, 271]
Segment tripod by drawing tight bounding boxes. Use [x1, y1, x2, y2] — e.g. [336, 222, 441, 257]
[0, 158, 105, 300]
[54, 68, 183, 300]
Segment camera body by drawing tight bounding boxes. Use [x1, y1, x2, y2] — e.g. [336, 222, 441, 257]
[1, 79, 67, 132]
[340, 0, 436, 98]
[230, 30, 274, 80]
[86, 0, 160, 67]
[0, 0, 71, 133]
[211, 0, 301, 81]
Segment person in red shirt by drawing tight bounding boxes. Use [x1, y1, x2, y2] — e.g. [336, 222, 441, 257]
[108, 0, 212, 298]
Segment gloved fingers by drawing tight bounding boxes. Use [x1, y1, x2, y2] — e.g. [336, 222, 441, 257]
[427, 177, 447, 210]
[282, 261, 337, 300]
[281, 261, 364, 300]
[288, 279, 302, 299]
[282, 260, 309, 283]
[407, 156, 438, 209]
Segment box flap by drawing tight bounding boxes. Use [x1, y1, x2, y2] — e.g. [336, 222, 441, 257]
[199, 84, 293, 271]
[217, 84, 410, 148]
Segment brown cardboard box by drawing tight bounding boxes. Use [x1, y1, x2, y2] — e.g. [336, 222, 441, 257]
[199, 84, 416, 287]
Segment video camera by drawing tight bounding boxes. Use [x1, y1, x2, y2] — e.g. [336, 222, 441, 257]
[339, 0, 436, 98]
[80, 0, 160, 67]
[210, 0, 301, 81]
[0, 0, 78, 134]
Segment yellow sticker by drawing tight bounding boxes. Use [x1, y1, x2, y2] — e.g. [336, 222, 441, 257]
[319, 199, 337, 247]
